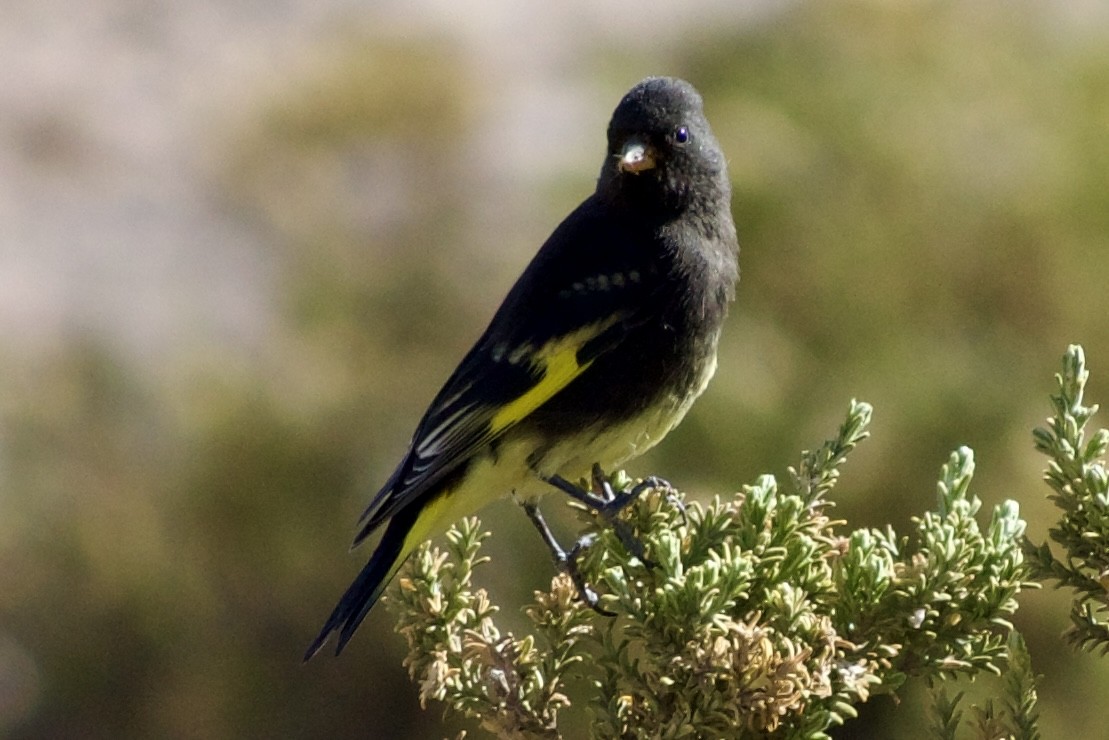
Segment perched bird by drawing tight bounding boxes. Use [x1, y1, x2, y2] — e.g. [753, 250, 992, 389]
[305, 76, 738, 659]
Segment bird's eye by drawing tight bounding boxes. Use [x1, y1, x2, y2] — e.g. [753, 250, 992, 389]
[674, 126, 690, 144]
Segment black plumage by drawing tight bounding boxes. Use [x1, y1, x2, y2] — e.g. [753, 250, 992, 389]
[306, 76, 738, 659]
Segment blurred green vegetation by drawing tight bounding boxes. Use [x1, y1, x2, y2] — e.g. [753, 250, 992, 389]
[3, 1, 1109, 737]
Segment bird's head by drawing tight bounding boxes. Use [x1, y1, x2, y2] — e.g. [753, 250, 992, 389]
[599, 77, 729, 216]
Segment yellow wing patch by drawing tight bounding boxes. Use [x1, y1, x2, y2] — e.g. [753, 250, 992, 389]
[489, 319, 619, 435]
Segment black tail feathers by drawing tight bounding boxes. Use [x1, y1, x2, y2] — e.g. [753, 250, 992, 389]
[303, 508, 417, 661]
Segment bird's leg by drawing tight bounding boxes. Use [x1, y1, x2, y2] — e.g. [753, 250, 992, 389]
[544, 464, 674, 564]
[517, 498, 614, 616]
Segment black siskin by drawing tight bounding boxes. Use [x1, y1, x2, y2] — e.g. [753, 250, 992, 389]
[305, 76, 738, 659]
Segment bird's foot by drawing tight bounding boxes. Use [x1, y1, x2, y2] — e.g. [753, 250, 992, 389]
[518, 498, 614, 616]
[544, 464, 675, 565]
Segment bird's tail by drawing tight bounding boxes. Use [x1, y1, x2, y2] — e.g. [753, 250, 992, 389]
[303, 504, 419, 660]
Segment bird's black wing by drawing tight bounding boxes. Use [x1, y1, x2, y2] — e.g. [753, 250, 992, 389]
[352, 198, 659, 544]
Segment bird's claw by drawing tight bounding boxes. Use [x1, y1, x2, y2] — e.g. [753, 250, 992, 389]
[519, 500, 615, 614]
[531, 466, 685, 601]
[566, 534, 616, 616]
[544, 466, 681, 568]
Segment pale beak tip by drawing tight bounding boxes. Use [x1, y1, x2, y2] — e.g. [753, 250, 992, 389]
[618, 143, 656, 174]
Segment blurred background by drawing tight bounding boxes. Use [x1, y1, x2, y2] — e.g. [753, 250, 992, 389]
[2, 0, 1108, 737]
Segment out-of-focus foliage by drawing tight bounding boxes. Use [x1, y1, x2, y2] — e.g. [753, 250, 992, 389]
[928, 633, 1042, 740]
[3, 0, 1109, 738]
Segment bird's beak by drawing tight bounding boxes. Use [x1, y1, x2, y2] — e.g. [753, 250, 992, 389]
[617, 139, 656, 174]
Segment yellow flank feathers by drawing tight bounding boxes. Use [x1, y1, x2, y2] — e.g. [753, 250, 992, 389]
[398, 436, 537, 553]
[489, 320, 617, 435]
[397, 484, 461, 557]
[392, 321, 630, 567]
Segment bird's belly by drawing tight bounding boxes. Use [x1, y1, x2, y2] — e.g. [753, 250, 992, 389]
[439, 337, 721, 511]
[528, 346, 719, 484]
